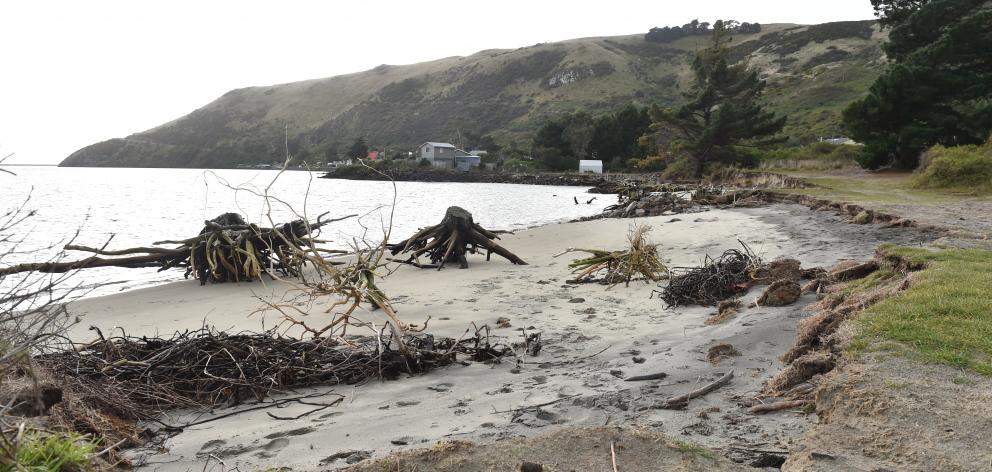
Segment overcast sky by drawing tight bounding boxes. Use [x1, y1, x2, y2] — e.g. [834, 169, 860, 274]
[0, 1, 875, 165]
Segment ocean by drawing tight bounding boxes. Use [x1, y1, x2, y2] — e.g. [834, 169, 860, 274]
[1, 167, 611, 297]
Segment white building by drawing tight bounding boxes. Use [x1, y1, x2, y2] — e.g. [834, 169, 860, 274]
[578, 159, 603, 174]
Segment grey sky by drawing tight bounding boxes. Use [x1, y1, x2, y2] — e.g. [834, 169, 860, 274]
[0, 0, 875, 165]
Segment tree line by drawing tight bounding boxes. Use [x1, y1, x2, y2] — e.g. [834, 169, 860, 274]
[842, 0, 991, 170]
[645, 19, 761, 43]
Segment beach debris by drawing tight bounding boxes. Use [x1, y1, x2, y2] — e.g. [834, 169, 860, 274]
[829, 259, 879, 281]
[706, 343, 741, 365]
[655, 370, 734, 410]
[556, 225, 667, 287]
[520, 461, 544, 472]
[624, 372, 667, 382]
[704, 299, 741, 325]
[0, 211, 354, 285]
[388, 206, 526, 269]
[751, 258, 802, 284]
[657, 241, 761, 307]
[37, 326, 512, 415]
[768, 352, 835, 392]
[757, 279, 802, 306]
[749, 399, 811, 414]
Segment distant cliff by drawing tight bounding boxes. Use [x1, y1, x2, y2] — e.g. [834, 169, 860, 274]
[61, 20, 884, 168]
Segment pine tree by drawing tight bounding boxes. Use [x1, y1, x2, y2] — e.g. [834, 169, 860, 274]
[843, 0, 992, 169]
[648, 20, 785, 177]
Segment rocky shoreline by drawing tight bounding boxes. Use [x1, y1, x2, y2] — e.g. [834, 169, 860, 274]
[321, 166, 646, 187]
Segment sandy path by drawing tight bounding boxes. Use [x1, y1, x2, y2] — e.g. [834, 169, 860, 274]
[66, 204, 925, 470]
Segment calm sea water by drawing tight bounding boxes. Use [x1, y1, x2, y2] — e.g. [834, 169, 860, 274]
[1, 167, 611, 297]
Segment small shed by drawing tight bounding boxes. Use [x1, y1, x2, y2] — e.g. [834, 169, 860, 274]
[578, 160, 603, 174]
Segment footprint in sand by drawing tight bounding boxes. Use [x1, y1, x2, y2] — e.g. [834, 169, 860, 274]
[264, 426, 316, 440]
[254, 437, 291, 458]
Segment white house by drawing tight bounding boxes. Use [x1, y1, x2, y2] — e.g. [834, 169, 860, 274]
[578, 159, 603, 174]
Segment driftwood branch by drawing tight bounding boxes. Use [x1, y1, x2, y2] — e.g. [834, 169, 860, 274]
[655, 370, 734, 409]
[748, 399, 809, 414]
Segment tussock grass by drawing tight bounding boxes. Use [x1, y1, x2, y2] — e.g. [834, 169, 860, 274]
[11, 431, 95, 471]
[912, 142, 992, 195]
[854, 245, 992, 375]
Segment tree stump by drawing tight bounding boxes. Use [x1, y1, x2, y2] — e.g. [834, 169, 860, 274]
[388, 206, 526, 269]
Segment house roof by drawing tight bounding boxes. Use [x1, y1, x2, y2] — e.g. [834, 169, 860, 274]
[422, 142, 455, 148]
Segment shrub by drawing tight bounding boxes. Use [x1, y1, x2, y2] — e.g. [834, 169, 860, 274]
[634, 155, 667, 172]
[11, 431, 95, 471]
[911, 142, 992, 193]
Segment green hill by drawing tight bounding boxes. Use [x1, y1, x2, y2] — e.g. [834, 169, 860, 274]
[60, 20, 885, 168]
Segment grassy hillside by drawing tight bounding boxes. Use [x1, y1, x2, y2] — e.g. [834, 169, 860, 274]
[61, 20, 885, 168]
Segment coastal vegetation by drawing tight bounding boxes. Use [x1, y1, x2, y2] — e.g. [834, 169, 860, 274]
[645, 20, 786, 177]
[853, 245, 992, 375]
[911, 141, 992, 194]
[842, 0, 992, 170]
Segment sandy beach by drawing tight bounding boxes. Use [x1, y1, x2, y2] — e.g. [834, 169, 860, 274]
[66, 203, 927, 470]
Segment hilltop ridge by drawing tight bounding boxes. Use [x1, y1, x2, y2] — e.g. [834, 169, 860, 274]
[60, 20, 884, 168]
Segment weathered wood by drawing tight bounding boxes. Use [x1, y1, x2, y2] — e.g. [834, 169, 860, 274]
[388, 206, 526, 269]
[655, 370, 734, 409]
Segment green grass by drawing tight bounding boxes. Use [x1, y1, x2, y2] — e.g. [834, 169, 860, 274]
[854, 245, 992, 375]
[777, 171, 969, 205]
[11, 431, 95, 471]
[670, 439, 715, 459]
[912, 142, 992, 195]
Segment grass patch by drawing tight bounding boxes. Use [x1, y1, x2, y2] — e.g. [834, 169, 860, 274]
[755, 142, 862, 171]
[12, 431, 95, 471]
[912, 142, 992, 195]
[842, 267, 897, 296]
[670, 439, 715, 459]
[855, 245, 992, 375]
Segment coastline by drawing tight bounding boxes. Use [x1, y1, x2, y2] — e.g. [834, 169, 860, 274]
[66, 202, 927, 470]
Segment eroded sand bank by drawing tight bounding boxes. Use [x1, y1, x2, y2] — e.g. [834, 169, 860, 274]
[67, 204, 926, 470]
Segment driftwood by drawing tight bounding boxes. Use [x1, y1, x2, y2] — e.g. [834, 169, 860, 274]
[748, 399, 809, 414]
[655, 369, 734, 409]
[657, 242, 761, 307]
[557, 225, 667, 287]
[39, 326, 512, 413]
[0, 212, 353, 285]
[388, 206, 526, 270]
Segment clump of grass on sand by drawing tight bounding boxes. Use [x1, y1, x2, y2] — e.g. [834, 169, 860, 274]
[911, 141, 992, 195]
[853, 245, 992, 375]
[558, 225, 667, 287]
[7, 431, 96, 471]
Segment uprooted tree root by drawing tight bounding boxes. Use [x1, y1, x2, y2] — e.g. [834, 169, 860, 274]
[657, 241, 762, 307]
[557, 225, 667, 287]
[388, 206, 526, 270]
[0, 211, 355, 285]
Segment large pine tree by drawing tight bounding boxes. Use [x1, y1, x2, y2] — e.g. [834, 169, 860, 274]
[648, 20, 785, 178]
[843, 0, 992, 169]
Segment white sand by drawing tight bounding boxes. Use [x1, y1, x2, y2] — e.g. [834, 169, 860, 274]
[67, 204, 916, 470]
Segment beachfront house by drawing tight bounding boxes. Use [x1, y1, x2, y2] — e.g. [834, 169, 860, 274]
[579, 159, 603, 174]
[420, 142, 481, 171]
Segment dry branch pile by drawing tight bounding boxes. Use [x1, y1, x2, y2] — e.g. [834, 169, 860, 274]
[388, 206, 526, 270]
[559, 225, 667, 287]
[38, 327, 511, 414]
[657, 242, 761, 307]
[0, 212, 352, 285]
